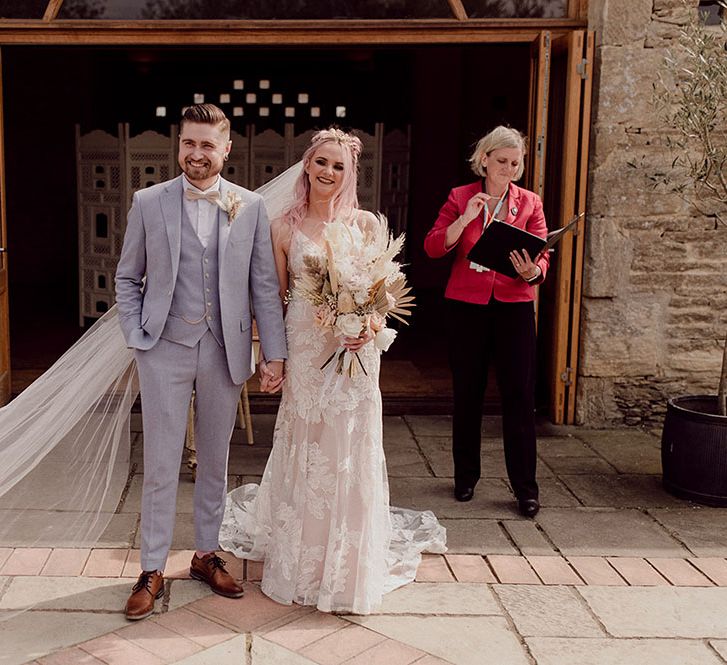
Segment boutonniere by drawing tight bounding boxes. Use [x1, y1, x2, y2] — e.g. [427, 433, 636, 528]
[219, 191, 244, 226]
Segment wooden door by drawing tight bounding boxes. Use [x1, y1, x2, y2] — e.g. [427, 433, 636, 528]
[545, 31, 595, 423]
[526, 31, 551, 197]
[0, 49, 10, 405]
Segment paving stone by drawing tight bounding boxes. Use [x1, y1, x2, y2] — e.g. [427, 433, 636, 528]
[539, 456, 617, 475]
[566, 557, 627, 586]
[116, 619, 204, 662]
[526, 637, 724, 665]
[411, 656, 454, 665]
[348, 615, 530, 665]
[445, 554, 497, 583]
[0, 547, 51, 575]
[153, 607, 237, 648]
[689, 558, 727, 585]
[167, 579, 214, 611]
[379, 582, 501, 615]
[536, 509, 690, 557]
[494, 585, 603, 637]
[247, 560, 264, 582]
[0, 511, 130, 548]
[263, 611, 349, 651]
[80, 633, 166, 665]
[647, 558, 715, 586]
[487, 555, 540, 584]
[649, 508, 727, 556]
[439, 519, 517, 555]
[710, 640, 727, 661]
[332, 636, 422, 665]
[389, 477, 518, 519]
[537, 437, 599, 458]
[82, 548, 128, 577]
[383, 416, 419, 447]
[37, 646, 106, 664]
[41, 548, 91, 576]
[404, 416, 453, 438]
[501, 520, 557, 556]
[606, 557, 670, 586]
[560, 474, 684, 508]
[579, 586, 727, 637]
[250, 636, 318, 665]
[0, 610, 127, 665]
[97, 513, 139, 548]
[526, 556, 583, 585]
[414, 554, 455, 582]
[381, 446, 432, 477]
[537, 477, 582, 507]
[299, 624, 390, 665]
[422, 448, 511, 479]
[168, 635, 249, 665]
[0, 575, 132, 611]
[188, 582, 302, 632]
[0, 548, 12, 569]
[575, 431, 662, 474]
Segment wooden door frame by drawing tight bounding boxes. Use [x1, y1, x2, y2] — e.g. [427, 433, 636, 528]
[0, 48, 10, 405]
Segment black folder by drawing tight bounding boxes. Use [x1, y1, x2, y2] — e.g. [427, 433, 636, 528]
[466, 212, 584, 279]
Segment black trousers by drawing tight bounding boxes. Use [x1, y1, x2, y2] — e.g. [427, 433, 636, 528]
[447, 298, 539, 500]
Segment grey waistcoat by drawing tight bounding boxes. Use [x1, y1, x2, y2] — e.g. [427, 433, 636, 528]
[160, 205, 224, 347]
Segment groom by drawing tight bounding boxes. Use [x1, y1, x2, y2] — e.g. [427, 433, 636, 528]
[115, 104, 287, 620]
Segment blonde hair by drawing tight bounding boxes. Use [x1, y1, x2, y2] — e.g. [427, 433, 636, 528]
[284, 128, 363, 228]
[469, 126, 527, 180]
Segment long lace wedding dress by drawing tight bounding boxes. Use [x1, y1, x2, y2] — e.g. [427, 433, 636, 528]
[219, 227, 446, 615]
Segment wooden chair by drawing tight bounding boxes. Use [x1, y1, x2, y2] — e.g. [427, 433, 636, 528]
[185, 324, 260, 478]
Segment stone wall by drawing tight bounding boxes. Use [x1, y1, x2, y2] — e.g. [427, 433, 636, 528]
[578, 0, 727, 428]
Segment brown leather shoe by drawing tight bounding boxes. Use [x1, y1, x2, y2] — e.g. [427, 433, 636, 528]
[125, 571, 164, 621]
[190, 553, 244, 598]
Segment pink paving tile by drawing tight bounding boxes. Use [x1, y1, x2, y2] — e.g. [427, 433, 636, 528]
[647, 558, 715, 587]
[82, 549, 129, 577]
[444, 554, 497, 583]
[299, 624, 388, 665]
[80, 634, 166, 665]
[41, 549, 91, 577]
[0, 548, 13, 570]
[526, 556, 583, 585]
[164, 550, 196, 579]
[122, 550, 142, 578]
[566, 556, 627, 586]
[412, 656, 456, 665]
[188, 582, 303, 632]
[263, 610, 349, 651]
[487, 555, 540, 584]
[415, 554, 455, 582]
[37, 647, 106, 664]
[117, 619, 203, 662]
[153, 607, 237, 648]
[0, 548, 51, 576]
[246, 559, 263, 582]
[606, 557, 669, 586]
[343, 638, 425, 665]
[689, 558, 727, 586]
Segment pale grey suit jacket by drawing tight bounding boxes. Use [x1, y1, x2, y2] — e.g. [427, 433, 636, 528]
[115, 175, 287, 384]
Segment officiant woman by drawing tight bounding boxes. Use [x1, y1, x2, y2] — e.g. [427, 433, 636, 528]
[424, 126, 549, 517]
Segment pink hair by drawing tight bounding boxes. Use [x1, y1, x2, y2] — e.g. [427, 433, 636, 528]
[284, 128, 363, 227]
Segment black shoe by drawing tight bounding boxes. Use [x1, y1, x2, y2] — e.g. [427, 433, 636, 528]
[518, 498, 540, 518]
[454, 486, 474, 502]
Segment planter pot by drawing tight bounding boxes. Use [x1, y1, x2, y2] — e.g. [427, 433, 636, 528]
[661, 395, 727, 507]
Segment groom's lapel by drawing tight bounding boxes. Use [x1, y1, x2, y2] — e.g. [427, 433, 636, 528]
[161, 176, 183, 282]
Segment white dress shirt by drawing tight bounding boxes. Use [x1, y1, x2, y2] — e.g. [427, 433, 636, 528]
[182, 174, 220, 248]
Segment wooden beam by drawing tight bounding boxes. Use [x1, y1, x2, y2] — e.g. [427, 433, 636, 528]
[0, 19, 587, 46]
[447, 0, 469, 21]
[42, 0, 65, 22]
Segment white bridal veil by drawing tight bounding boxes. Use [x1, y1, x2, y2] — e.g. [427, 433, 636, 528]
[0, 164, 302, 609]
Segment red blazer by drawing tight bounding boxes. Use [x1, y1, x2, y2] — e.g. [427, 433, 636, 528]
[424, 181, 550, 305]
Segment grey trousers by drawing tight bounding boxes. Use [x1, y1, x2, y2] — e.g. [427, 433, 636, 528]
[134, 331, 242, 571]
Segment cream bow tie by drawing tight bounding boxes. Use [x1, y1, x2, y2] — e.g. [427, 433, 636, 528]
[185, 189, 221, 204]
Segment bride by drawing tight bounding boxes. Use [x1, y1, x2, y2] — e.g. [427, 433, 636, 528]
[0, 127, 445, 617]
[219, 128, 445, 615]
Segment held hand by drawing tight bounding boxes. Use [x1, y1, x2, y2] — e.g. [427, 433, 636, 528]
[259, 359, 285, 393]
[509, 248, 540, 282]
[343, 329, 374, 352]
